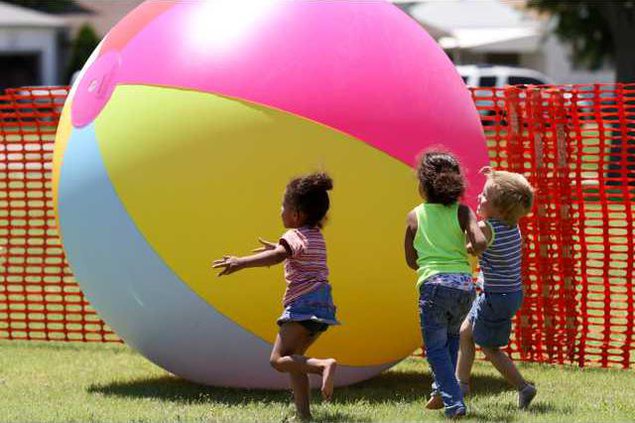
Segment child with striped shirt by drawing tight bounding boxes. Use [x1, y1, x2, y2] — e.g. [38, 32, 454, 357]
[212, 172, 338, 421]
[456, 167, 537, 409]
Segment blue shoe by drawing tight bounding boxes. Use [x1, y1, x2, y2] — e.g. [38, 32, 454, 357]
[445, 405, 467, 419]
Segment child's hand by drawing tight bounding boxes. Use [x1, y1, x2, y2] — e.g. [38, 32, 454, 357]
[212, 256, 243, 277]
[252, 238, 277, 252]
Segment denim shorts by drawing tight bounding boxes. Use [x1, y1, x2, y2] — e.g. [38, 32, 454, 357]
[277, 284, 339, 334]
[468, 290, 523, 348]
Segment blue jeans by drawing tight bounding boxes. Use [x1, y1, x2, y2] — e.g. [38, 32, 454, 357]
[419, 283, 475, 415]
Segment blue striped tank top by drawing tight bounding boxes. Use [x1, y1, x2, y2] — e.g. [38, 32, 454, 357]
[479, 218, 523, 293]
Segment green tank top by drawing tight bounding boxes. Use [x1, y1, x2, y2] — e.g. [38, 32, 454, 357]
[414, 203, 471, 288]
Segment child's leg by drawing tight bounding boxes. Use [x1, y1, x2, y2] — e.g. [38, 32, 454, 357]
[456, 319, 476, 390]
[294, 324, 337, 402]
[270, 323, 318, 419]
[288, 372, 311, 420]
[472, 291, 526, 389]
[419, 285, 467, 417]
[481, 346, 536, 408]
[422, 324, 461, 408]
[425, 322, 463, 410]
[448, 332, 460, 374]
[270, 323, 337, 410]
[481, 346, 526, 389]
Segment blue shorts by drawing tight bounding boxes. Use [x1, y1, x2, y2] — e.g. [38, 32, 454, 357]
[277, 284, 339, 334]
[468, 290, 523, 348]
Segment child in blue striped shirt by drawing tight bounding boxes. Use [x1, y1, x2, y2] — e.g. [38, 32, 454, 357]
[456, 167, 537, 409]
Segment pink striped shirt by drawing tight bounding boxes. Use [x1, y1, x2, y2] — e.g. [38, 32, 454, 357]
[279, 226, 329, 307]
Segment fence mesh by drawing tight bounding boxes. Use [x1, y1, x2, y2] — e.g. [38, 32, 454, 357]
[0, 87, 116, 342]
[0, 84, 633, 367]
[476, 83, 635, 368]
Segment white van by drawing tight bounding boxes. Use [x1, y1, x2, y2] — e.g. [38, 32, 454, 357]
[456, 65, 553, 87]
[456, 65, 554, 125]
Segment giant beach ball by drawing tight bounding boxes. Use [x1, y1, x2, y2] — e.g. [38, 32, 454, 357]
[53, 0, 488, 388]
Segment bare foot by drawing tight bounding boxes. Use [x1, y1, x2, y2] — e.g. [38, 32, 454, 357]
[321, 358, 337, 401]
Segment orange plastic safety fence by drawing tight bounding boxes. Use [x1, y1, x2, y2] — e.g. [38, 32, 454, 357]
[472, 83, 635, 368]
[0, 84, 633, 368]
[0, 87, 117, 342]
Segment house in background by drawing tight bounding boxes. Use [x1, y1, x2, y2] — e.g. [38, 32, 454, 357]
[0, 0, 617, 89]
[0, 0, 145, 89]
[0, 2, 67, 90]
[62, 0, 144, 38]
[395, 0, 615, 84]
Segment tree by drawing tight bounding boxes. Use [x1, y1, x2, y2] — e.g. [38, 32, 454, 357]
[2, 0, 88, 14]
[66, 24, 100, 82]
[528, 1, 635, 83]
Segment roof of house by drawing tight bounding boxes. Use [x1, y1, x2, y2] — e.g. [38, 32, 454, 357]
[0, 1, 66, 28]
[406, 0, 543, 52]
[409, 0, 537, 29]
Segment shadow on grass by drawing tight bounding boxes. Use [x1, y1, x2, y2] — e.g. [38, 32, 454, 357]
[88, 369, 511, 406]
[87, 375, 366, 422]
[312, 409, 368, 422]
[469, 401, 573, 423]
[88, 375, 291, 405]
[333, 370, 514, 404]
[88, 370, 569, 422]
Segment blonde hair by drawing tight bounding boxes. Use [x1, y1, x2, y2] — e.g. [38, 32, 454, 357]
[482, 167, 534, 226]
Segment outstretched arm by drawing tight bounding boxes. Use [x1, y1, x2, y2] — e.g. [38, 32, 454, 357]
[212, 238, 289, 276]
[458, 204, 488, 256]
[404, 210, 419, 270]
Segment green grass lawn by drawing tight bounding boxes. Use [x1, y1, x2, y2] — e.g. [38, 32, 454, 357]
[1, 341, 634, 422]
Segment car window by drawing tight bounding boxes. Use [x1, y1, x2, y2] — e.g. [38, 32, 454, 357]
[478, 76, 497, 87]
[508, 76, 546, 86]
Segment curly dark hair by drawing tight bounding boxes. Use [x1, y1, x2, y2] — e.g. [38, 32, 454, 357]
[417, 150, 465, 205]
[284, 172, 333, 227]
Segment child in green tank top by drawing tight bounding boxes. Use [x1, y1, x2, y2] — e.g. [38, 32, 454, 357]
[404, 150, 486, 418]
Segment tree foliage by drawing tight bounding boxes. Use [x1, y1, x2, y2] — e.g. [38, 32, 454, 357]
[528, 1, 635, 82]
[66, 23, 100, 82]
